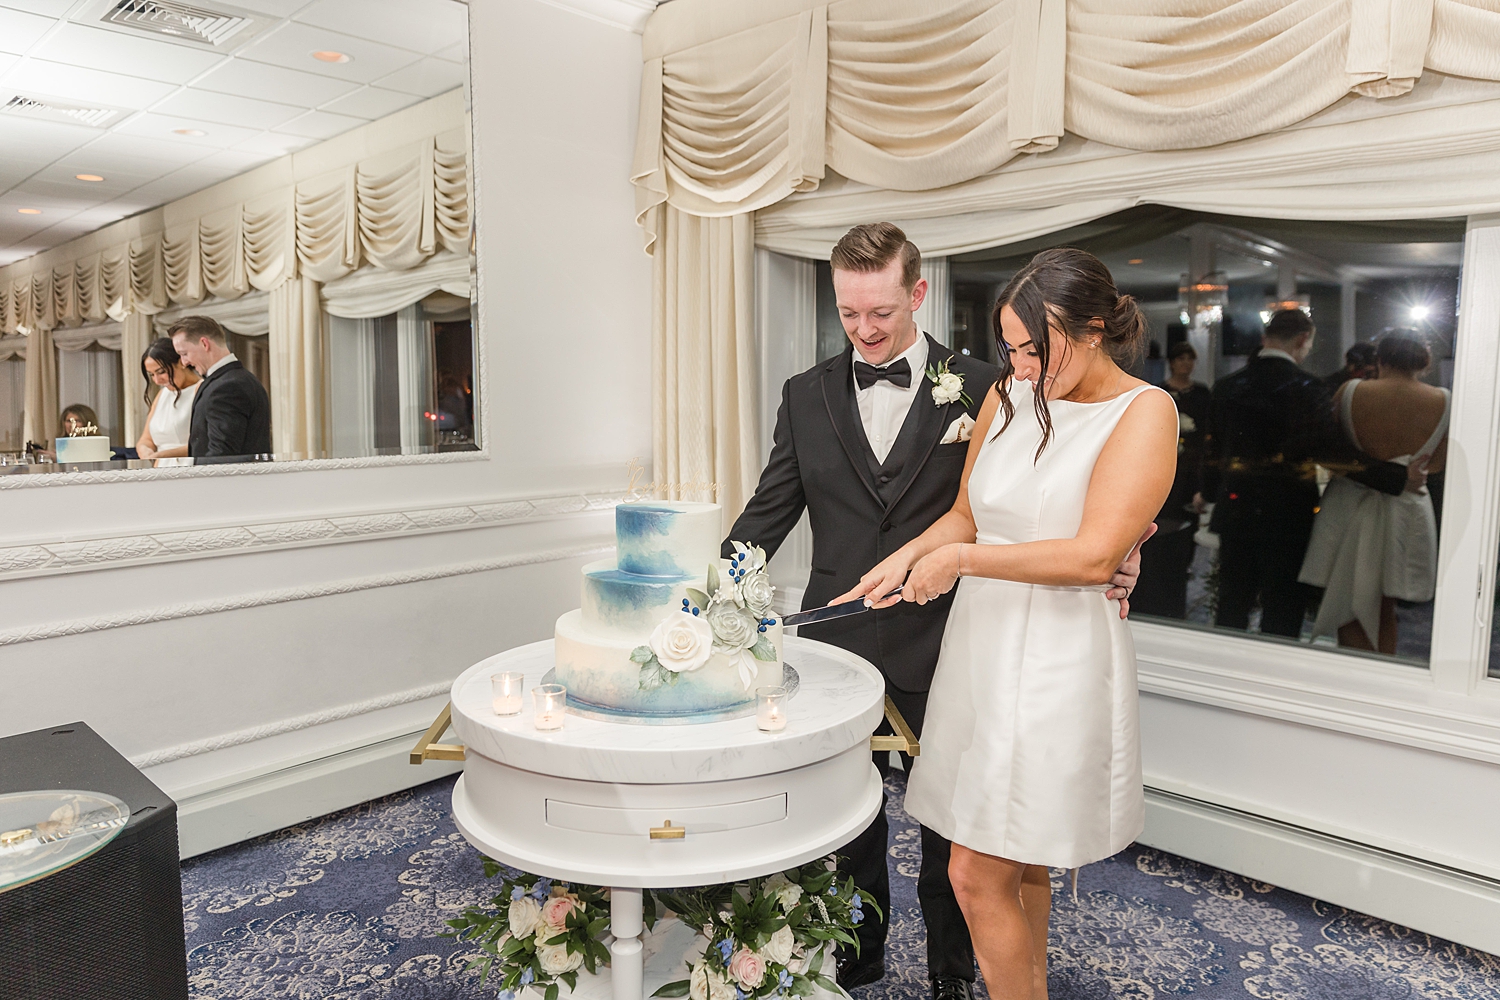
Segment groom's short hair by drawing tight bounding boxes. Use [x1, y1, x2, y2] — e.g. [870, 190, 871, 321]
[831, 223, 922, 291]
[168, 315, 227, 346]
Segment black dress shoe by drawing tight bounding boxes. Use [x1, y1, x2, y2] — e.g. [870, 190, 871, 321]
[931, 977, 975, 1000]
[835, 954, 886, 990]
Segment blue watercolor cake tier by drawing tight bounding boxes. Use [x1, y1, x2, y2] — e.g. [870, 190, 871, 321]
[554, 501, 783, 720]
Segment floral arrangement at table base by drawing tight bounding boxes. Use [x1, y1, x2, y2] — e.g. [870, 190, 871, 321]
[445, 857, 875, 1000]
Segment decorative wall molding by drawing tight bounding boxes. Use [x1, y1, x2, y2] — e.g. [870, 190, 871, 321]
[0, 490, 629, 581]
[0, 448, 486, 490]
[130, 681, 451, 769]
[530, 0, 658, 33]
[0, 542, 612, 647]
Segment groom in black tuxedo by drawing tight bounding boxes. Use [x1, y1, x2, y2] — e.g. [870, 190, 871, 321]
[169, 315, 272, 463]
[724, 224, 994, 1000]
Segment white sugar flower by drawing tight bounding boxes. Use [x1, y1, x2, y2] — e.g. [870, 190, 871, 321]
[706, 601, 758, 651]
[741, 573, 775, 616]
[649, 613, 714, 673]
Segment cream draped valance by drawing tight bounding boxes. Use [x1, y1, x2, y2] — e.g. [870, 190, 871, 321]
[0, 91, 470, 337]
[633, 0, 1500, 251]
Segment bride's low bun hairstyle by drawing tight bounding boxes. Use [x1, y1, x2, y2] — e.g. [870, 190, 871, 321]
[992, 247, 1143, 458]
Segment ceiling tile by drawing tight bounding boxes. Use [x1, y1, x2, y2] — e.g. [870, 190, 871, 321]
[0, 0, 76, 16]
[153, 89, 304, 131]
[0, 52, 18, 74]
[232, 0, 318, 15]
[7, 59, 177, 109]
[11, 176, 115, 206]
[32, 23, 224, 85]
[114, 112, 261, 150]
[433, 40, 466, 63]
[26, 162, 159, 200]
[317, 85, 418, 120]
[0, 6, 53, 55]
[374, 56, 464, 98]
[273, 108, 364, 139]
[236, 21, 422, 85]
[194, 56, 359, 106]
[0, 117, 100, 166]
[293, 0, 467, 56]
[83, 131, 216, 168]
[231, 131, 316, 156]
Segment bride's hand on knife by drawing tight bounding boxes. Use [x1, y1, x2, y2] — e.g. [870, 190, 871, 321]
[831, 549, 920, 610]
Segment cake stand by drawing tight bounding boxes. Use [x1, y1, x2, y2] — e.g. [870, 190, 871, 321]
[418, 636, 899, 1000]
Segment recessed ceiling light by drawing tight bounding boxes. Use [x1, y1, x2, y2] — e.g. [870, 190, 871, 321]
[173, 128, 207, 136]
[1128, 258, 1144, 265]
[18, 208, 41, 215]
[75, 173, 104, 182]
[312, 50, 350, 63]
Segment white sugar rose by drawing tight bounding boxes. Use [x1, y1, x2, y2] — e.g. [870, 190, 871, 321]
[763, 924, 795, 965]
[649, 613, 714, 673]
[741, 573, 775, 616]
[933, 371, 964, 404]
[537, 942, 585, 976]
[706, 602, 757, 651]
[508, 896, 542, 938]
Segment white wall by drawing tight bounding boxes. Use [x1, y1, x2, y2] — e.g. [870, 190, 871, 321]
[0, 0, 652, 856]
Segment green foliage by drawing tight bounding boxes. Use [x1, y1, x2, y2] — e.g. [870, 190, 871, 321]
[750, 636, 777, 662]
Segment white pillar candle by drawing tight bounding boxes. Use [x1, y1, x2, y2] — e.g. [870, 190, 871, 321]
[533, 683, 567, 731]
[492, 671, 525, 716]
[756, 686, 788, 733]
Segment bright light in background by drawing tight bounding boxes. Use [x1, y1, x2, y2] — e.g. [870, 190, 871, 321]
[1410, 304, 1431, 322]
[173, 128, 206, 136]
[75, 174, 104, 182]
[1128, 258, 1144, 264]
[17, 208, 40, 215]
[312, 50, 350, 63]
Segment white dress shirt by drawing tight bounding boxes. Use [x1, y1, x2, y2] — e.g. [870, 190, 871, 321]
[1256, 347, 1299, 365]
[204, 352, 239, 378]
[854, 332, 928, 464]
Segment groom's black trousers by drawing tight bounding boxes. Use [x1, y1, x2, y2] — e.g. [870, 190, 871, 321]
[842, 685, 975, 982]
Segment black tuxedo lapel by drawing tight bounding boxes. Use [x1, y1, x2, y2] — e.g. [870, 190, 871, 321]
[882, 336, 961, 515]
[820, 348, 882, 507]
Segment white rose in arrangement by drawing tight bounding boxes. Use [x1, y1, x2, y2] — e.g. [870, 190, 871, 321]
[740, 572, 775, 616]
[763, 872, 803, 911]
[705, 602, 758, 651]
[690, 964, 710, 1000]
[537, 942, 585, 976]
[691, 964, 736, 1000]
[763, 924, 796, 965]
[933, 371, 965, 405]
[648, 613, 714, 673]
[508, 896, 542, 939]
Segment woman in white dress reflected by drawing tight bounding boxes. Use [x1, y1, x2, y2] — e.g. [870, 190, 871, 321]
[839, 249, 1178, 998]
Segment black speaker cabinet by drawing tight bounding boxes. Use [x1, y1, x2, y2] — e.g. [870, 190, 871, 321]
[0, 721, 188, 1000]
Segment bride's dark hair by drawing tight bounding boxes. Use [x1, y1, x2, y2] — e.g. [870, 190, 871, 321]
[991, 247, 1146, 458]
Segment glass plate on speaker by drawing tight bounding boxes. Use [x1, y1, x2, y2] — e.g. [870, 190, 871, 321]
[0, 789, 130, 894]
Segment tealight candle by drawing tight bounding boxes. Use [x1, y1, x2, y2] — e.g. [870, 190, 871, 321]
[533, 683, 567, 731]
[492, 671, 524, 716]
[756, 686, 788, 733]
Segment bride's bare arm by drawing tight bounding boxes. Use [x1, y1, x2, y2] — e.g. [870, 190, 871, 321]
[899, 388, 1177, 604]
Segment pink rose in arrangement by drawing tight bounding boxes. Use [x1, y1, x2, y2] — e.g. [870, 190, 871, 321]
[728, 948, 766, 989]
[541, 894, 578, 933]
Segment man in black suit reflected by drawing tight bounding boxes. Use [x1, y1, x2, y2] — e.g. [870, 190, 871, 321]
[724, 225, 1141, 1000]
[169, 316, 271, 464]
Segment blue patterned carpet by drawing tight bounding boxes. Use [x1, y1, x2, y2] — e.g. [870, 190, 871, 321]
[180, 773, 1500, 999]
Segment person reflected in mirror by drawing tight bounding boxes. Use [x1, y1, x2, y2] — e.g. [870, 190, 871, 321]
[58, 403, 100, 440]
[1204, 309, 1411, 639]
[135, 337, 201, 464]
[1323, 341, 1379, 390]
[1132, 341, 1212, 618]
[169, 316, 271, 464]
[1299, 331, 1449, 655]
[836, 248, 1177, 1000]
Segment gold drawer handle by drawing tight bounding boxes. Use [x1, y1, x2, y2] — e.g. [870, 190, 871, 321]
[650, 820, 685, 840]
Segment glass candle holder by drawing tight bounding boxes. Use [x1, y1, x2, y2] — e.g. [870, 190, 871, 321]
[492, 671, 525, 716]
[533, 684, 567, 731]
[756, 686, 788, 733]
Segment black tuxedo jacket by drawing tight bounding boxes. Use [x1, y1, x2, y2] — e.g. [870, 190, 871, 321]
[189, 360, 272, 462]
[725, 336, 1000, 692]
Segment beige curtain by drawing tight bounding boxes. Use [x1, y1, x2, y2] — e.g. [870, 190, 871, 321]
[652, 206, 759, 524]
[121, 310, 153, 445]
[269, 276, 327, 460]
[22, 326, 56, 448]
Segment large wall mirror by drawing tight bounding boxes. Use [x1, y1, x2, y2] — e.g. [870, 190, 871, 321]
[0, 0, 474, 477]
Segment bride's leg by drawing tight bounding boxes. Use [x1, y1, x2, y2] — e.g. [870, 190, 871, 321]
[1019, 865, 1051, 999]
[949, 845, 1037, 998]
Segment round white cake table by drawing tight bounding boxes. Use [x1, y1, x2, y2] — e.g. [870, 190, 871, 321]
[446, 636, 886, 1000]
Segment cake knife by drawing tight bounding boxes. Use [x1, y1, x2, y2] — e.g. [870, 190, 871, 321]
[779, 586, 903, 628]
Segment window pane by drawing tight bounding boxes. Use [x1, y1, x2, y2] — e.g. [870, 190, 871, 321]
[951, 209, 1464, 668]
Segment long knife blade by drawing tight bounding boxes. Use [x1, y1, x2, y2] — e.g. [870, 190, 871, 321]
[780, 586, 903, 628]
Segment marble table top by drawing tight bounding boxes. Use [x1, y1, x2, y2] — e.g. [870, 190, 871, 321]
[449, 637, 886, 784]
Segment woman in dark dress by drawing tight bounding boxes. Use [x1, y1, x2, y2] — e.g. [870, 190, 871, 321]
[1132, 341, 1213, 618]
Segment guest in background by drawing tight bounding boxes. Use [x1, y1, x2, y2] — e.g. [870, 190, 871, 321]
[1323, 341, 1379, 390]
[1299, 330, 1448, 654]
[1207, 310, 1411, 638]
[59, 403, 100, 439]
[169, 316, 271, 462]
[1133, 341, 1212, 618]
[135, 337, 201, 461]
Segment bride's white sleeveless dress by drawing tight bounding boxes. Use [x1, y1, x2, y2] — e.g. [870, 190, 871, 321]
[905, 380, 1167, 868]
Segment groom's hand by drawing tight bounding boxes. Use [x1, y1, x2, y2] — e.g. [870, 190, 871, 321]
[832, 554, 913, 609]
[1104, 523, 1156, 619]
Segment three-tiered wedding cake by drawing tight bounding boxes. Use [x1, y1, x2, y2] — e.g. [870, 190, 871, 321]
[554, 501, 783, 720]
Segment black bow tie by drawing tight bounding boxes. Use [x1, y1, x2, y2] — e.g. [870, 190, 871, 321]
[854, 358, 912, 390]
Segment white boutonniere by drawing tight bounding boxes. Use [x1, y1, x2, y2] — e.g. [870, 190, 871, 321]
[925, 358, 973, 407]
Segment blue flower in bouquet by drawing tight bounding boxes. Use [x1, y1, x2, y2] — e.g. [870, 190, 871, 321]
[499, 991, 516, 1000]
[851, 891, 864, 925]
[511, 886, 526, 902]
[531, 878, 552, 900]
[520, 968, 535, 985]
[778, 969, 794, 992]
[736, 989, 748, 1000]
[718, 938, 735, 963]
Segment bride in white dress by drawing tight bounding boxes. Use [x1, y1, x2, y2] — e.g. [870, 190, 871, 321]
[135, 337, 201, 463]
[838, 249, 1178, 999]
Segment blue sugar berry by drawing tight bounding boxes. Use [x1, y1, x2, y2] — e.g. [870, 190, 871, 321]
[692, 608, 699, 616]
